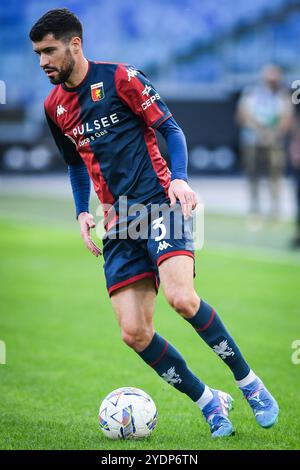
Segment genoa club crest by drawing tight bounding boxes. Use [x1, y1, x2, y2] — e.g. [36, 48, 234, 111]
[91, 82, 105, 102]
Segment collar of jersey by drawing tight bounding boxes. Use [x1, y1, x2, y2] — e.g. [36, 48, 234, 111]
[61, 60, 92, 92]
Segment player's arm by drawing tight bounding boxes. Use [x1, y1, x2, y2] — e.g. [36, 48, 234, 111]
[45, 109, 101, 256]
[115, 65, 197, 217]
[157, 117, 197, 217]
[68, 165, 101, 257]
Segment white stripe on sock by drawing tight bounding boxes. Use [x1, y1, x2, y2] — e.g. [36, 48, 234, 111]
[236, 370, 257, 388]
[196, 385, 214, 410]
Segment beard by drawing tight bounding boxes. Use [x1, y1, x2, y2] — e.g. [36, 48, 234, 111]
[46, 48, 75, 85]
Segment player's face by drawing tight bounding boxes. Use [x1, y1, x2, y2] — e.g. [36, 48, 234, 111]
[32, 34, 75, 85]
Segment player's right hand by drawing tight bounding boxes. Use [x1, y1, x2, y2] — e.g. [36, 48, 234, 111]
[78, 212, 102, 257]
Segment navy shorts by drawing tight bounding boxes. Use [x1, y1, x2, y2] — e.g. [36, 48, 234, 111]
[102, 201, 195, 296]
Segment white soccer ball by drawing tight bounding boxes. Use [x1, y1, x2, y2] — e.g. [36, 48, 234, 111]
[98, 387, 158, 440]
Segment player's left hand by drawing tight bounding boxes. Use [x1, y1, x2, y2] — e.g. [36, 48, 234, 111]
[168, 179, 197, 218]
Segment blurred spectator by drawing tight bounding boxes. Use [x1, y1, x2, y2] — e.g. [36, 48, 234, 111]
[236, 64, 293, 224]
[289, 111, 300, 248]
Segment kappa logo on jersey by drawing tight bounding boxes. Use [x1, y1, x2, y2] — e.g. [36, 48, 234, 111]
[142, 85, 151, 97]
[157, 241, 173, 253]
[56, 104, 67, 117]
[127, 67, 138, 81]
[91, 82, 105, 102]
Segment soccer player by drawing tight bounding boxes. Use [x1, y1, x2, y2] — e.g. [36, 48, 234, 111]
[30, 9, 279, 438]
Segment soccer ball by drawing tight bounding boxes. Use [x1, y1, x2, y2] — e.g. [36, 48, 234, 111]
[98, 387, 157, 440]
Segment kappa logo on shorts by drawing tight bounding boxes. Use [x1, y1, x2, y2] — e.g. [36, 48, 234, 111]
[157, 241, 173, 253]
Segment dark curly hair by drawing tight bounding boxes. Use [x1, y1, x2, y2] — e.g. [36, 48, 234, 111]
[29, 8, 83, 43]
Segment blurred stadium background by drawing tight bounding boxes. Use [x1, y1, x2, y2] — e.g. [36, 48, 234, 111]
[1, 0, 300, 450]
[1, 0, 300, 174]
[1, 0, 300, 239]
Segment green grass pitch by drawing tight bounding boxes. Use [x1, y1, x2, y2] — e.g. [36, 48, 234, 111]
[0, 195, 299, 450]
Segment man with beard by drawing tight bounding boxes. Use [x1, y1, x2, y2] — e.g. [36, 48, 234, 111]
[29, 8, 278, 438]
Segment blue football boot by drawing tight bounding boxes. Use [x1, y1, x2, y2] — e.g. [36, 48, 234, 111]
[240, 378, 279, 428]
[201, 389, 235, 438]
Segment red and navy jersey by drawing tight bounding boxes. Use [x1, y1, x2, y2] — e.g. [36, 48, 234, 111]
[44, 61, 172, 212]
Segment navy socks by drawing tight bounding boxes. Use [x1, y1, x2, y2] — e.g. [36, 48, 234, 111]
[138, 332, 205, 401]
[186, 300, 250, 380]
[137, 300, 250, 404]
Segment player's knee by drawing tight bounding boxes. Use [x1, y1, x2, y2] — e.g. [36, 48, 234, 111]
[166, 289, 199, 318]
[121, 326, 153, 352]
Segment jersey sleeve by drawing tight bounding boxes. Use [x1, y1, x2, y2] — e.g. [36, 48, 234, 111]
[114, 64, 172, 129]
[44, 108, 82, 165]
[157, 117, 188, 181]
